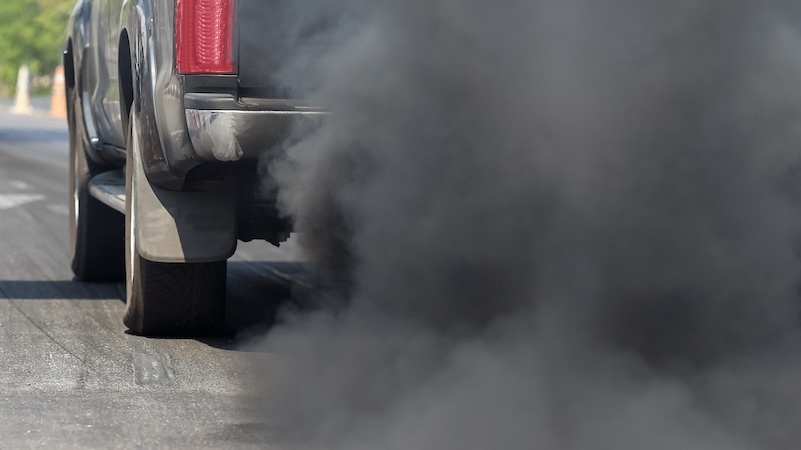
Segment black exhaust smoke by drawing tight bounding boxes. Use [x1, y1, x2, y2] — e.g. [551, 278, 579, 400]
[253, 1, 801, 448]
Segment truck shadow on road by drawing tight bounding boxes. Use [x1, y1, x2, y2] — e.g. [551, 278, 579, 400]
[0, 261, 313, 343]
[0, 279, 120, 300]
[222, 261, 313, 338]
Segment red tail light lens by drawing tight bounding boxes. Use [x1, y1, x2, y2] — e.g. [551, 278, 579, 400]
[176, 0, 235, 74]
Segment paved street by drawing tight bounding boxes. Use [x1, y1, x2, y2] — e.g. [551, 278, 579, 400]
[0, 102, 303, 448]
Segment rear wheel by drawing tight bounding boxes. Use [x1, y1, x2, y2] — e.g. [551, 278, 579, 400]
[122, 110, 226, 336]
[68, 62, 124, 281]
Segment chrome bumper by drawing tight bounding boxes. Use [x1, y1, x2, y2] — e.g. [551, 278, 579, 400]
[185, 108, 327, 162]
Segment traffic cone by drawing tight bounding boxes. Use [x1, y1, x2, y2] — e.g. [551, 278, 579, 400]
[11, 65, 33, 115]
[50, 66, 67, 118]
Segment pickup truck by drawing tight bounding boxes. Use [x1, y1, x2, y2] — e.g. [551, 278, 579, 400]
[65, 0, 323, 335]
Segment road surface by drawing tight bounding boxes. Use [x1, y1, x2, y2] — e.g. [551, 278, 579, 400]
[0, 102, 304, 448]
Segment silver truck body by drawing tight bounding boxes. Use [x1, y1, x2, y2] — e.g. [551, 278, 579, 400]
[65, 0, 322, 335]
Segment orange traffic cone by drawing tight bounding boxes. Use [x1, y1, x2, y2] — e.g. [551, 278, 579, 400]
[50, 66, 67, 119]
[11, 65, 33, 115]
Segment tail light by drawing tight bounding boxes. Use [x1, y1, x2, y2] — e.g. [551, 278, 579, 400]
[175, 0, 235, 74]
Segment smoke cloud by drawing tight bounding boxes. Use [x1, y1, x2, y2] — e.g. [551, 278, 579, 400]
[253, 0, 801, 448]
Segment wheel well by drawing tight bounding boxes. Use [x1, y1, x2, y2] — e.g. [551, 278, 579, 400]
[118, 31, 133, 128]
[64, 40, 75, 90]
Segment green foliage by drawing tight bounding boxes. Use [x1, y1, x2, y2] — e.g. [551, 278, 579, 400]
[0, 0, 74, 95]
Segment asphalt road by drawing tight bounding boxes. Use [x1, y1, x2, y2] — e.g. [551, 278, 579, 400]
[0, 102, 305, 448]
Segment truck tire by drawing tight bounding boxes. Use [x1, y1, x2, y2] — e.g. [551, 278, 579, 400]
[122, 110, 226, 336]
[122, 254, 227, 336]
[68, 72, 124, 281]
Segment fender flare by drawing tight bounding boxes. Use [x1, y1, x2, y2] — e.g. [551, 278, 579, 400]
[120, 0, 201, 189]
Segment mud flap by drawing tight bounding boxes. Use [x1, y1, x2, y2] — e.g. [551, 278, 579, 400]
[130, 147, 238, 263]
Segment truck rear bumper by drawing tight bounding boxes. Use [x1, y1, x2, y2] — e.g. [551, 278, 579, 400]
[184, 94, 326, 162]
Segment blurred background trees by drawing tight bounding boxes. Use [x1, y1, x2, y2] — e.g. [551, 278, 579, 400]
[0, 0, 74, 96]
